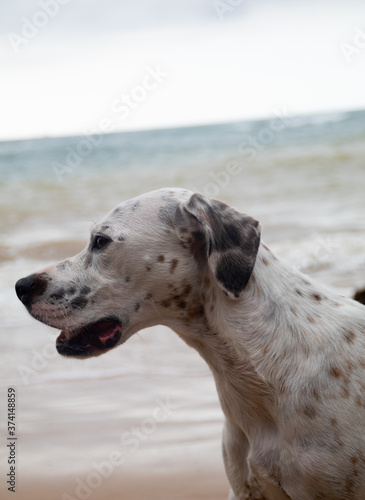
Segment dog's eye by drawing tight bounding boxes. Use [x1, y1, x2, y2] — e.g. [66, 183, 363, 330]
[92, 236, 111, 250]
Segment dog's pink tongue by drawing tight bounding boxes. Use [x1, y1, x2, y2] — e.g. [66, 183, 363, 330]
[90, 321, 121, 345]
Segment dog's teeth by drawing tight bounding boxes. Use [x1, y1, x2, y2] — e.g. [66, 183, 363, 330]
[64, 330, 72, 339]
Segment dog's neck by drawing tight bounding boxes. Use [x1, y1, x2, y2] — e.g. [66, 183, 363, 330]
[167, 242, 346, 434]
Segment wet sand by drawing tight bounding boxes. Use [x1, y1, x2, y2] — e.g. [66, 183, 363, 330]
[15, 471, 229, 500]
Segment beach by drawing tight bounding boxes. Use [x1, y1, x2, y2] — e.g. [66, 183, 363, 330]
[1, 110, 365, 499]
[19, 472, 229, 500]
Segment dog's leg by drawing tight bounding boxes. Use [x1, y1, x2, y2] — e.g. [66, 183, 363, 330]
[222, 419, 252, 499]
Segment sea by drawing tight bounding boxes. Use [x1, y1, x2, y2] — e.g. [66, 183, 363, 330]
[0, 109, 365, 499]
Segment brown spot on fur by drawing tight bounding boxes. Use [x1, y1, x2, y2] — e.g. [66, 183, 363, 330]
[344, 330, 356, 344]
[311, 293, 322, 301]
[312, 388, 322, 403]
[307, 315, 316, 324]
[351, 456, 359, 477]
[160, 284, 193, 312]
[330, 366, 342, 378]
[145, 265, 151, 271]
[295, 289, 303, 296]
[101, 225, 109, 231]
[262, 257, 269, 266]
[187, 301, 205, 319]
[125, 275, 131, 282]
[170, 259, 179, 273]
[157, 255, 165, 263]
[330, 417, 337, 427]
[303, 405, 317, 419]
[181, 283, 192, 298]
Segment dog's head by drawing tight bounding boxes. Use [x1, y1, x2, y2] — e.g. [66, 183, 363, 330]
[15, 188, 261, 358]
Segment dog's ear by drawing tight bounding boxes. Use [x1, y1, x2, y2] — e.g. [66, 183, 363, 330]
[176, 193, 261, 299]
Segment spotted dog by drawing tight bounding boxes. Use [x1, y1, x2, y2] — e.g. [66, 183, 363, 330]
[15, 188, 365, 500]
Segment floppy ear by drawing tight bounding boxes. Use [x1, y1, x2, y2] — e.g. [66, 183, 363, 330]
[176, 193, 261, 299]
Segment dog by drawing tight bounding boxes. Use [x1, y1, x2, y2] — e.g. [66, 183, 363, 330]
[15, 188, 365, 500]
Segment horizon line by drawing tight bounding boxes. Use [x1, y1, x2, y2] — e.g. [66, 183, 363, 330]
[0, 105, 362, 145]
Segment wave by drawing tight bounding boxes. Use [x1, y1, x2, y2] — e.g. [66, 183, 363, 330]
[288, 111, 350, 129]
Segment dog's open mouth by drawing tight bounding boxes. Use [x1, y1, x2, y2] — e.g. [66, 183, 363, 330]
[56, 319, 122, 357]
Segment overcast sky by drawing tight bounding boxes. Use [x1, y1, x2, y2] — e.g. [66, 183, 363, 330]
[1, 0, 365, 140]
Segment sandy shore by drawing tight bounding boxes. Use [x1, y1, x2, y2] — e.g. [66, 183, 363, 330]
[9, 470, 230, 500]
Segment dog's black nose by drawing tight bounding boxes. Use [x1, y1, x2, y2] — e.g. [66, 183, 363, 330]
[15, 276, 35, 301]
[15, 274, 48, 306]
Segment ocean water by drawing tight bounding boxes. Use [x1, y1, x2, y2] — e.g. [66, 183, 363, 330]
[1, 109, 365, 293]
[0, 110, 365, 498]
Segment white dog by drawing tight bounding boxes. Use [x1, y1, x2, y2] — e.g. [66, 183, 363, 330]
[16, 188, 365, 500]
